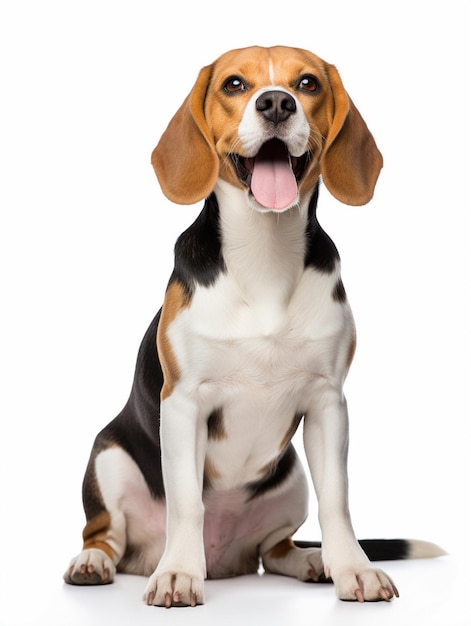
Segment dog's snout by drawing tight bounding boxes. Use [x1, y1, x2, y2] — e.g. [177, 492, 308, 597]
[256, 90, 296, 124]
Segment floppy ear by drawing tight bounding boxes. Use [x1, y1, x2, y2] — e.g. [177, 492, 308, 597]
[151, 64, 219, 205]
[320, 63, 383, 206]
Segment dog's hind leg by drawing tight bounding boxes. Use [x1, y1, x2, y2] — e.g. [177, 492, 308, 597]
[64, 516, 121, 585]
[262, 538, 326, 582]
[64, 445, 128, 585]
[256, 453, 326, 582]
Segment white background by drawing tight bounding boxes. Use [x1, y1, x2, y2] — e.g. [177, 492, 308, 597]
[1, 1, 470, 625]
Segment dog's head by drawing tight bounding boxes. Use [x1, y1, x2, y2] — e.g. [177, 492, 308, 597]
[152, 46, 383, 211]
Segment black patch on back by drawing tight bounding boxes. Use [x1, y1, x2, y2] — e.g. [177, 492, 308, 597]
[89, 312, 166, 501]
[304, 184, 340, 273]
[170, 193, 226, 298]
[246, 444, 297, 500]
[82, 195, 224, 510]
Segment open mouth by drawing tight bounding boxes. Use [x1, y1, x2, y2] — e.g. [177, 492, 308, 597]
[230, 138, 309, 210]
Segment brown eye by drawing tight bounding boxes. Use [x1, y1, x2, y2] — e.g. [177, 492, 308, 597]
[298, 74, 319, 93]
[223, 76, 247, 93]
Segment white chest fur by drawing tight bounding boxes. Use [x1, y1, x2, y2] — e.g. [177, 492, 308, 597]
[164, 183, 355, 488]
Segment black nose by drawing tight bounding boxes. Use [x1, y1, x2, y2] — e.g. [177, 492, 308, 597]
[255, 90, 296, 124]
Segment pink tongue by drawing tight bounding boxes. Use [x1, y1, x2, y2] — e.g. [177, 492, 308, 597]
[251, 143, 298, 210]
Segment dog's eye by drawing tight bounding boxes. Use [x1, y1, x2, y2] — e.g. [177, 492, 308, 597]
[298, 75, 319, 93]
[224, 76, 247, 94]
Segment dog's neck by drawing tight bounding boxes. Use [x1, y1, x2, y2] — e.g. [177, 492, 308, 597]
[214, 179, 313, 315]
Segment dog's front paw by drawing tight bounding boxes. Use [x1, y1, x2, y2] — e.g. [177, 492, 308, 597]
[144, 571, 204, 608]
[333, 566, 399, 602]
[64, 548, 116, 585]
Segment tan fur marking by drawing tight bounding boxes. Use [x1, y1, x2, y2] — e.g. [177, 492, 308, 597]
[269, 537, 296, 559]
[279, 413, 303, 452]
[204, 458, 221, 481]
[82, 511, 114, 559]
[258, 458, 277, 478]
[157, 281, 191, 400]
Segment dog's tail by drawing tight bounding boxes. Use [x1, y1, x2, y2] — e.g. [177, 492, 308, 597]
[294, 539, 446, 561]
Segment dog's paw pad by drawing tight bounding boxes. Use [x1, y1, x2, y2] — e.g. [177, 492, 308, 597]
[64, 548, 116, 585]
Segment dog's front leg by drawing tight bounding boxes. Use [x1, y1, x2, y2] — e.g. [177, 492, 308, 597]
[304, 385, 399, 602]
[144, 392, 207, 608]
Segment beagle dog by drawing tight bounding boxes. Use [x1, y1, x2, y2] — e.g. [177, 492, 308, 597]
[64, 45, 443, 607]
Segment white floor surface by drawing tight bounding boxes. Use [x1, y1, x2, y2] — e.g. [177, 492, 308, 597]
[2, 551, 468, 626]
